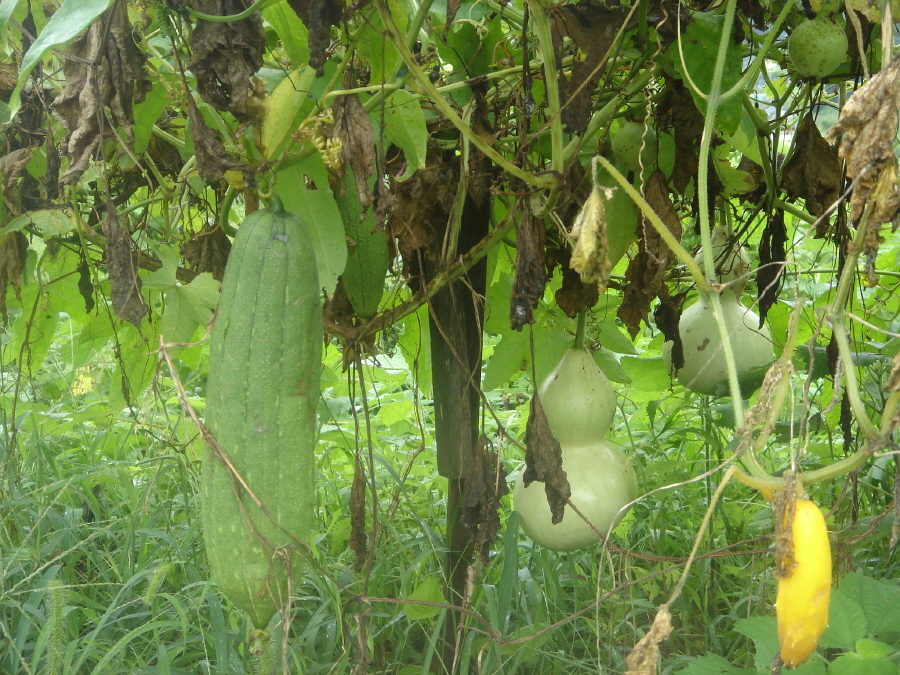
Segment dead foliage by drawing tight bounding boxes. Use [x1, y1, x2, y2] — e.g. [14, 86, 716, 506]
[186, 94, 254, 185]
[736, 0, 766, 29]
[551, 3, 628, 135]
[51, 2, 150, 187]
[653, 288, 684, 372]
[782, 114, 841, 220]
[522, 392, 570, 525]
[657, 79, 704, 195]
[0, 148, 33, 215]
[188, 0, 266, 122]
[460, 436, 509, 563]
[510, 207, 545, 330]
[884, 352, 900, 392]
[618, 171, 682, 338]
[757, 211, 787, 326]
[625, 606, 673, 675]
[285, 0, 344, 76]
[349, 456, 368, 571]
[826, 53, 900, 234]
[77, 253, 95, 314]
[330, 92, 376, 207]
[0, 232, 28, 324]
[569, 184, 614, 288]
[772, 473, 799, 580]
[181, 223, 232, 281]
[102, 204, 147, 327]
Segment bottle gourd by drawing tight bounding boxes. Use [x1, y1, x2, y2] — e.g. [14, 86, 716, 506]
[203, 195, 322, 629]
[514, 348, 638, 551]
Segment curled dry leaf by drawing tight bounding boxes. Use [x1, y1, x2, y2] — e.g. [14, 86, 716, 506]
[186, 95, 253, 185]
[0, 231, 28, 323]
[783, 114, 841, 220]
[349, 456, 368, 571]
[884, 352, 900, 392]
[625, 606, 673, 675]
[826, 54, 900, 229]
[330, 93, 376, 208]
[181, 223, 232, 281]
[551, 5, 628, 135]
[570, 184, 614, 289]
[757, 211, 787, 326]
[653, 289, 684, 372]
[188, 0, 266, 122]
[461, 436, 509, 563]
[77, 254, 95, 314]
[523, 392, 570, 525]
[618, 171, 682, 338]
[773, 473, 799, 580]
[103, 206, 147, 328]
[0, 148, 33, 215]
[51, 2, 149, 187]
[510, 207, 545, 330]
[286, 0, 344, 76]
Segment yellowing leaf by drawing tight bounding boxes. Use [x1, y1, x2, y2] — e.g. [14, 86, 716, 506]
[261, 67, 316, 159]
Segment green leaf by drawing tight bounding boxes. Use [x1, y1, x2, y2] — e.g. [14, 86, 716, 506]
[374, 89, 427, 180]
[108, 323, 157, 413]
[674, 654, 755, 674]
[262, 1, 309, 67]
[159, 274, 219, 358]
[358, 0, 407, 84]
[142, 244, 179, 291]
[594, 169, 637, 267]
[668, 11, 742, 135]
[821, 590, 868, 651]
[7, 0, 116, 120]
[595, 317, 637, 355]
[438, 13, 502, 79]
[482, 329, 529, 392]
[0, 208, 75, 238]
[132, 81, 171, 156]
[404, 576, 444, 620]
[274, 158, 347, 294]
[734, 616, 779, 672]
[621, 356, 669, 392]
[261, 67, 315, 159]
[854, 639, 896, 659]
[838, 572, 900, 637]
[828, 653, 898, 675]
[594, 347, 630, 384]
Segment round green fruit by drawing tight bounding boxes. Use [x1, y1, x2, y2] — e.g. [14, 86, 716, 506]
[612, 121, 658, 173]
[788, 18, 848, 78]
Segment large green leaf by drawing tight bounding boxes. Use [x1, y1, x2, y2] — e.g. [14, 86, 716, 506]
[837, 572, 900, 637]
[668, 11, 742, 135]
[827, 653, 898, 675]
[372, 89, 427, 181]
[262, 1, 310, 67]
[274, 159, 347, 294]
[261, 67, 316, 159]
[358, 0, 408, 85]
[821, 588, 868, 651]
[7, 0, 116, 121]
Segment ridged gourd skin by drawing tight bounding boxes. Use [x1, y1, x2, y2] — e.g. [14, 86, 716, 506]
[514, 348, 638, 551]
[203, 196, 322, 629]
[663, 292, 773, 395]
[336, 168, 389, 318]
[776, 498, 832, 668]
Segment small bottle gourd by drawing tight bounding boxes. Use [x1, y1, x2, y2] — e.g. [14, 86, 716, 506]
[664, 226, 773, 395]
[203, 195, 322, 629]
[514, 348, 638, 551]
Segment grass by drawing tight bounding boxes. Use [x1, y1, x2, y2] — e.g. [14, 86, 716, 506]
[0, 302, 896, 675]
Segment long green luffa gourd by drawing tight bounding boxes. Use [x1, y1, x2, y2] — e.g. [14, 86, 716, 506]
[203, 195, 321, 629]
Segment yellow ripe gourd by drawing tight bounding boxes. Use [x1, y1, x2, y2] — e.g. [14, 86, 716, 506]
[776, 497, 832, 668]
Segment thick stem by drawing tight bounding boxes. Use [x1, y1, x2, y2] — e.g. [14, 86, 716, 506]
[574, 308, 588, 350]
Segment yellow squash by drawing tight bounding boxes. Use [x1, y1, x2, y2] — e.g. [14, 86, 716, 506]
[776, 497, 832, 668]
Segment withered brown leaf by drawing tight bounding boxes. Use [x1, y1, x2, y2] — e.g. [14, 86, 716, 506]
[523, 392, 570, 525]
[826, 54, 900, 226]
[0, 231, 28, 324]
[0, 148, 33, 215]
[569, 185, 614, 288]
[618, 171, 682, 338]
[460, 436, 509, 563]
[186, 94, 253, 185]
[188, 0, 266, 122]
[624, 607, 673, 675]
[52, 2, 149, 186]
[783, 114, 841, 218]
[331, 93, 376, 208]
[653, 288, 684, 372]
[757, 211, 787, 326]
[510, 207, 546, 330]
[103, 206, 147, 328]
[286, 0, 343, 76]
[349, 456, 368, 571]
[181, 223, 232, 281]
